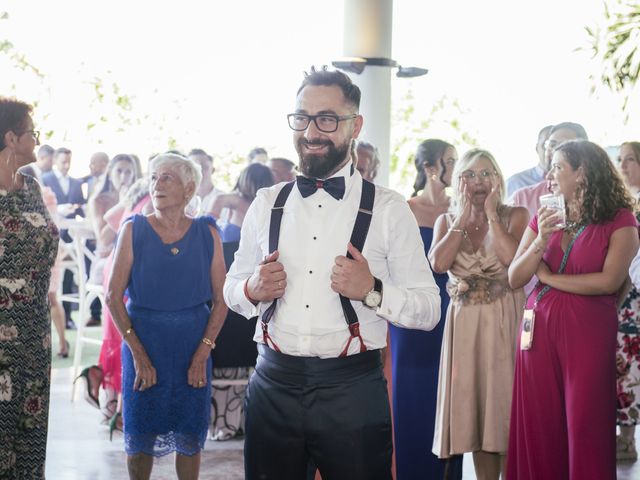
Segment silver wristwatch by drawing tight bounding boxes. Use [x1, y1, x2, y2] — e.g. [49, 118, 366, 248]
[363, 277, 383, 309]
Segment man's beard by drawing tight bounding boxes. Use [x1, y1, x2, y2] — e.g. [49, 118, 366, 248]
[296, 138, 350, 179]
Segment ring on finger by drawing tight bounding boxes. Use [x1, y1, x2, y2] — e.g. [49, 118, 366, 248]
[198, 380, 204, 386]
[278, 281, 282, 288]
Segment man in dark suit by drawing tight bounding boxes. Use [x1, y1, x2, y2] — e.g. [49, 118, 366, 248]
[42, 147, 88, 329]
[42, 147, 85, 209]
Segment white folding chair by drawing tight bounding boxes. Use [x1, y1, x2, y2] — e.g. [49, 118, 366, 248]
[62, 221, 106, 401]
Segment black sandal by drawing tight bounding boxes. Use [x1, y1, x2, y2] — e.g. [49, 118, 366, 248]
[57, 340, 70, 358]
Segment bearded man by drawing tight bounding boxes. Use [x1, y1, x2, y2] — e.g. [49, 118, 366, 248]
[224, 67, 441, 480]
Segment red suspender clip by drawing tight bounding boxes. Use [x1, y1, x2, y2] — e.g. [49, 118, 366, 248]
[261, 321, 281, 353]
[338, 322, 367, 358]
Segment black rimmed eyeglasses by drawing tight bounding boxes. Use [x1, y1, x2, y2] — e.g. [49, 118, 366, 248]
[14, 129, 40, 142]
[287, 113, 358, 133]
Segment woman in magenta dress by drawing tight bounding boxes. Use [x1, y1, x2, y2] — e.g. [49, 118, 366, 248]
[507, 140, 639, 480]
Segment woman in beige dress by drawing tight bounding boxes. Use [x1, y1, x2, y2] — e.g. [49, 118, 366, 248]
[429, 148, 529, 479]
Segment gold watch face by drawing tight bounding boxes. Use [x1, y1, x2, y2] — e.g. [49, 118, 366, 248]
[365, 290, 382, 307]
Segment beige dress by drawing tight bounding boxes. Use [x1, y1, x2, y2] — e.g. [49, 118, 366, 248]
[432, 208, 524, 457]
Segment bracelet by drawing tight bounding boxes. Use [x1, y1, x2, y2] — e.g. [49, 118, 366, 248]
[532, 239, 545, 254]
[448, 227, 467, 238]
[243, 278, 258, 305]
[488, 217, 499, 224]
[123, 327, 134, 338]
[201, 337, 216, 349]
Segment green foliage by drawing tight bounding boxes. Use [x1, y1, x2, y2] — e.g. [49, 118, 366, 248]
[585, 0, 640, 119]
[0, 13, 43, 79]
[214, 152, 249, 192]
[390, 86, 478, 196]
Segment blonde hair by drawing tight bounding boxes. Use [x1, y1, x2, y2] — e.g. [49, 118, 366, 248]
[451, 148, 505, 215]
[148, 153, 202, 202]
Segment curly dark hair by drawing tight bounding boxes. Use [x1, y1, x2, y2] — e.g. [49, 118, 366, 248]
[555, 140, 634, 224]
[0, 97, 32, 150]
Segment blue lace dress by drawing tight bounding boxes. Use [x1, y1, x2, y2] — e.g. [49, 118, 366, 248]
[122, 214, 216, 457]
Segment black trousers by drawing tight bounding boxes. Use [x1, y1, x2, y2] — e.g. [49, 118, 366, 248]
[244, 345, 393, 480]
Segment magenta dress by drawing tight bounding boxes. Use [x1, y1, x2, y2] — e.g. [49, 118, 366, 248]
[507, 209, 637, 480]
[99, 195, 151, 393]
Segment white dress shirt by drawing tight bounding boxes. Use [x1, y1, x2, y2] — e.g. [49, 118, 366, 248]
[506, 165, 545, 197]
[54, 169, 70, 196]
[224, 162, 441, 358]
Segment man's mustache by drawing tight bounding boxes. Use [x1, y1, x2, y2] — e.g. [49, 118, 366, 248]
[299, 139, 333, 148]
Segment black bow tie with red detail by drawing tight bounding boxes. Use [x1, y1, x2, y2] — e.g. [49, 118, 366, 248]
[296, 175, 345, 200]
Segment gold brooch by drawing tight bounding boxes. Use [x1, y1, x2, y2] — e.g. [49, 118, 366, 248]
[170, 247, 179, 255]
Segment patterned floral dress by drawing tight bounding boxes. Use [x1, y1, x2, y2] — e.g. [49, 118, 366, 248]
[0, 175, 59, 479]
[617, 261, 640, 426]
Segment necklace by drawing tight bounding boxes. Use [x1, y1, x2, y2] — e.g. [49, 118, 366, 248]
[564, 221, 583, 236]
[170, 247, 180, 255]
[468, 221, 487, 231]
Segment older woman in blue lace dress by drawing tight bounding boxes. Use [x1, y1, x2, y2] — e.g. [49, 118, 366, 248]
[107, 153, 227, 480]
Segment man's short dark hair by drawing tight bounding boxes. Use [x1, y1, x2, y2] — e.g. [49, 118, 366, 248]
[270, 157, 295, 170]
[248, 147, 268, 160]
[549, 122, 588, 140]
[188, 148, 213, 162]
[537, 125, 554, 142]
[297, 66, 361, 110]
[54, 147, 71, 157]
[38, 144, 54, 157]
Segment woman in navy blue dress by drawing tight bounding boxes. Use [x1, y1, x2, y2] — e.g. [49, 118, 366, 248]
[389, 139, 463, 479]
[209, 163, 274, 244]
[107, 153, 228, 480]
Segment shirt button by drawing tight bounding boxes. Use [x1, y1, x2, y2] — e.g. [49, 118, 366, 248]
[306, 305, 310, 308]
[318, 204, 322, 208]
[313, 236, 317, 240]
[309, 270, 313, 274]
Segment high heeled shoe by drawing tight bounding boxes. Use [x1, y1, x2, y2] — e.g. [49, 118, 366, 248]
[109, 412, 123, 441]
[73, 365, 103, 409]
[57, 340, 70, 358]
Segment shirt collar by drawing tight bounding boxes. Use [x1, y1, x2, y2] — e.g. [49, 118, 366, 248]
[53, 168, 68, 180]
[326, 161, 358, 193]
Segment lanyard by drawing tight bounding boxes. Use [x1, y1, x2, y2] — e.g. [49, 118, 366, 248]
[532, 225, 586, 307]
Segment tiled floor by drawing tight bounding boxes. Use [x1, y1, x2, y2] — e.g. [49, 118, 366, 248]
[46, 368, 243, 480]
[46, 367, 640, 479]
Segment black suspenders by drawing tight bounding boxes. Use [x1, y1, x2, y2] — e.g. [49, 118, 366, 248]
[259, 181, 295, 352]
[260, 179, 376, 356]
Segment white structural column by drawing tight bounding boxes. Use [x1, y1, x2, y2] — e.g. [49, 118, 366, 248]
[343, 0, 393, 187]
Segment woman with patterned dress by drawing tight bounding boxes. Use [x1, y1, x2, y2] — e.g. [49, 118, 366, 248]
[107, 153, 227, 479]
[430, 149, 529, 480]
[615, 141, 640, 461]
[507, 140, 639, 480]
[389, 139, 462, 480]
[0, 98, 59, 479]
